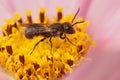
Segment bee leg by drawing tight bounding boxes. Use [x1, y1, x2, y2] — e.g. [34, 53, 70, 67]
[30, 37, 46, 55]
[60, 33, 67, 42]
[49, 37, 57, 80]
[49, 36, 53, 55]
[60, 33, 65, 39]
[66, 36, 76, 46]
[60, 34, 76, 46]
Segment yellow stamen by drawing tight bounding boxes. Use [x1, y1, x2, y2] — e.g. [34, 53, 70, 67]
[40, 8, 46, 13]
[26, 10, 32, 23]
[38, 8, 48, 24]
[26, 10, 32, 17]
[0, 7, 93, 80]
[4, 18, 16, 26]
[56, 7, 63, 12]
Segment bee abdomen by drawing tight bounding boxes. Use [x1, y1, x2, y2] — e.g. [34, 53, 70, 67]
[24, 26, 46, 39]
[24, 30, 35, 39]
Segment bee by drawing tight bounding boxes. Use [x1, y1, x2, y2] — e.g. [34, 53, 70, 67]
[23, 8, 84, 55]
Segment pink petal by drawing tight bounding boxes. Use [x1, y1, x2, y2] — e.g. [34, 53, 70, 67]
[77, 0, 92, 18]
[45, 0, 79, 16]
[7, 0, 79, 19]
[0, 67, 13, 80]
[0, 4, 12, 27]
[64, 0, 120, 80]
[0, 0, 15, 14]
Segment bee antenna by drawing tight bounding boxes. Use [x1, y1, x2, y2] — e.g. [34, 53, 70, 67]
[72, 21, 84, 26]
[72, 8, 80, 23]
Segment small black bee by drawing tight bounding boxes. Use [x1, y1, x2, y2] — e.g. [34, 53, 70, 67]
[23, 8, 84, 55]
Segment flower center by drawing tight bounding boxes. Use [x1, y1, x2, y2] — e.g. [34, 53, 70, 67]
[0, 7, 92, 80]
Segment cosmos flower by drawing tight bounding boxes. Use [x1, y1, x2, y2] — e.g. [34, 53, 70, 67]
[0, 0, 92, 80]
[0, 0, 120, 80]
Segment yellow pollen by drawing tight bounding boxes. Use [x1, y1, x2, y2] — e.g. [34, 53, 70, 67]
[38, 8, 48, 24]
[4, 18, 16, 26]
[40, 8, 46, 13]
[0, 7, 93, 80]
[56, 7, 63, 12]
[14, 12, 22, 20]
[26, 10, 32, 17]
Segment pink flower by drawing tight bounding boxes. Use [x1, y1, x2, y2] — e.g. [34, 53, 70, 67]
[0, 0, 120, 80]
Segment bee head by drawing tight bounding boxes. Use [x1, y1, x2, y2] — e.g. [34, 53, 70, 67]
[62, 22, 75, 34]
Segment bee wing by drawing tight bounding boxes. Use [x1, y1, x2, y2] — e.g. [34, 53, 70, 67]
[21, 23, 46, 39]
[22, 23, 44, 27]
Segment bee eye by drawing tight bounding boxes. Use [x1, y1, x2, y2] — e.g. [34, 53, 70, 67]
[63, 22, 70, 30]
[64, 26, 69, 30]
[62, 22, 75, 34]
